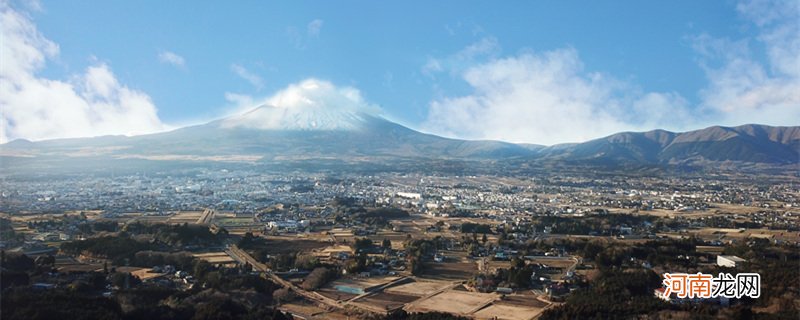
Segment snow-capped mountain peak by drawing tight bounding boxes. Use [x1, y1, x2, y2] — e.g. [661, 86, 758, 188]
[219, 79, 381, 131]
[220, 104, 373, 130]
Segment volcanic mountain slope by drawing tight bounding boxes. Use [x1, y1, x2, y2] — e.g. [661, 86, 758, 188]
[0, 105, 532, 161]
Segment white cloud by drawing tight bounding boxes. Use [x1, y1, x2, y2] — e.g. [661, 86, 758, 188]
[158, 50, 185, 67]
[287, 19, 324, 49]
[421, 37, 500, 78]
[422, 1, 799, 145]
[230, 64, 264, 89]
[421, 58, 443, 78]
[221, 78, 381, 130]
[0, 2, 165, 143]
[695, 0, 800, 126]
[223, 92, 256, 111]
[265, 79, 378, 112]
[18, 0, 41, 12]
[457, 37, 499, 60]
[307, 19, 323, 37]
[422, 48, 692, 145]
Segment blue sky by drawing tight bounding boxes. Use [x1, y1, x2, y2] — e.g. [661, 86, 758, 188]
[2, 0, 798, 144]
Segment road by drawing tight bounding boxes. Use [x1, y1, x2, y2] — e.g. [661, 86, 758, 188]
[196, 208, 215, 225]
[227, 245, 342, 310]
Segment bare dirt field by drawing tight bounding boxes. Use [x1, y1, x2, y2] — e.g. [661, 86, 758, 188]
[167, 211, 203, 224]
[407, 289, 497, 315]
[352, 291, 418, 311]
[389, 220, 425, 234]
[633, 208, 718, 219]
[385, 279, 452, 296]
[314, 244, 353, 255]
[256, 236, 331, 254]
[130, 268, 167, 281]
[422, 260, 478, 280]
[131, 216, 171, 224]
[498, 294, 550, 308]
[317, 288, 359, 301]
[3, 211, 101, 223]
[421, 252, 478, 280]
[473, 303, 546, 320]
[193, 252, 236, 264]
[680, 228, 800, 243]
[279, 301, 349, 320]
[214, 217, 255, 226]
[710, 203, 770, 214]
[370, 231, 410, 250]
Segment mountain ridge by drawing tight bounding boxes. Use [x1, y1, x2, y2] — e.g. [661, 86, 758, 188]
[544, 123, 799, 165]
[2, 106, 798, 170]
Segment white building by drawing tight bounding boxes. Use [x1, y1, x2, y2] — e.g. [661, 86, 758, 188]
[396, 192, 421, 199]
[267, 220, 306, 230]
[717, 255, 746, 268]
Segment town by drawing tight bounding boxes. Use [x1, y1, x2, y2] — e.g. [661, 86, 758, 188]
[2, 168, 798, 319]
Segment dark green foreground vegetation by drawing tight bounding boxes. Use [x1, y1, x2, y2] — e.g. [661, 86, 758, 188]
[539, 238, 799, 319]
[1, 249, 289, 320]
[2, 287, 291, 320]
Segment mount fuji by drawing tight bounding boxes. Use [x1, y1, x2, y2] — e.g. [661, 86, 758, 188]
[1, 101, 798, 174]
[1, 104, 531, 168]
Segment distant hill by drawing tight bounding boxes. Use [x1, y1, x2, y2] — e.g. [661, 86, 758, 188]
[539, 124, 800, 165]
[1, 104, 797, 174]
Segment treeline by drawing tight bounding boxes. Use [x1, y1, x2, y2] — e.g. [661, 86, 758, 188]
[61, 223, 225, 264]
[133, 251, 195, 270]
[494, 257, 535, 288]
[61, 236, 155, 265]
[238, 233, 329, 271]
[1, 288, 291, 320]
[532, 214, 654, 235]
[539, 238, 799, 318]
[460, 222, 492, 234]
[353, 207, 410, 227]
[1, 252, 35, 290]
[76, 221, 119, 234]
[720, 239, 799, 315]
[540, 269, 665, 319]
[300, 267, 338, 290]
[0, 218, 21, 243]
[123, 222, 224, 247]
[405, 238, 444, 276]
[1, 249, 289, 320]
